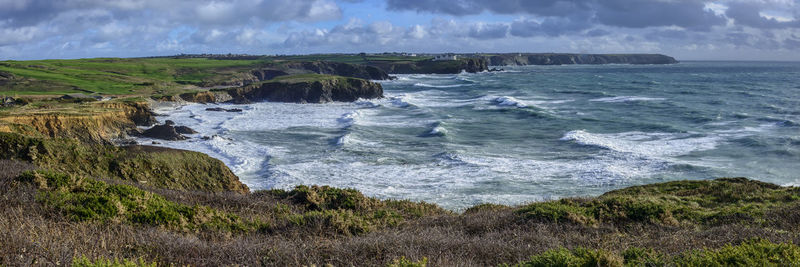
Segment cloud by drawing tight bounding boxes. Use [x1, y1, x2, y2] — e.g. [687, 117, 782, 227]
[386, 0, 590, 17]
[387, 0, 726, 31]
[593, 0, 725, 31]
[0, 0, 345, 59]
[726, 1, 800, 29]
[468, 22, 509, 39]
[510, 16, 592, 37]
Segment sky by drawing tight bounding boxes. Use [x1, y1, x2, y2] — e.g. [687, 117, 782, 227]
[1, 0, 799, 61]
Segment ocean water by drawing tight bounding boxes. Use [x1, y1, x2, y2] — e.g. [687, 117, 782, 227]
[144, 61, 800, 210]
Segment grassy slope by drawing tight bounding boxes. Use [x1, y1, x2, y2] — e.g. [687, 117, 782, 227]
[268, 54, 431, 64]
[2, 161, 799, 265]
[0, 55, 415, 97]
[0, 58, 264, 96]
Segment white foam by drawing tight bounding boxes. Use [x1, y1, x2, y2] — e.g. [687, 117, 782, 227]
[221, 101, 358, 131]
[429, 126, 447, 136]
[589, 96, 666, 103]
[336, 134, 350, 146]
[783, 181, 800, 187]
[427, 122, 448, 137]
[494, 96, 528, 108]
[560, 130, 719, 157]
[414, 83, 472, 88]
[338, 110, 361, 126]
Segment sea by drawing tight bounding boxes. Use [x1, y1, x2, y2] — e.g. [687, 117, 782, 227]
[143, 61, 800, 210]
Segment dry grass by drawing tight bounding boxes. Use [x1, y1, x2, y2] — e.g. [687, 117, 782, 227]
[2, 169, 800, 266]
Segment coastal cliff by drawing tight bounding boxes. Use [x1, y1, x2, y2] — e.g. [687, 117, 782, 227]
[278, 61, 391, 80]
[179, 74, 384, 104]
[475, 53, 678, 66]
[366, 58, 489, 74]
[0, 101, 155, 143]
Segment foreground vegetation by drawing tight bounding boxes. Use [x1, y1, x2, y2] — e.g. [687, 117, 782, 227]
[2, 154, 799, 265]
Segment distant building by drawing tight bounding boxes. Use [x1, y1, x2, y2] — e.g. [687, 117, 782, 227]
[433, 54, 457, 61]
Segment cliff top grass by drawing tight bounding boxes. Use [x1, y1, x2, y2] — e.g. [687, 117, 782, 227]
[268, 73, 359, 84]
[517, 177, 800, 227]
[0, 57, 267, 96]
[0, 132, 249, 193]
[267, 54, 432, 64]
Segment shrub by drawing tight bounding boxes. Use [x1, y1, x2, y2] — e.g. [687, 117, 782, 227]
[516, 247, 623, 267]
[516, 199, 594, 224]
[621, 247, 666, 266]
[72, 255, 156, 267]
[388, 257, 428, 267]
[675, 239, 800, 266]
[18, 170, 250, 231]
[515, 178, 800, 227]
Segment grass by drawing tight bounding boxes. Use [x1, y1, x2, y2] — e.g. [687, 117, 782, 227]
[0, 132, 249, 193]
[268, 54, 432, 64]
[511, 239, 800, 266]
[19, 170, 253, 232]
[2, 163, 800, 265]
[0, 58, 265, 96]
[516, 178, 800, 227]
[269, 73, 353, 84]
[72, 255, 156, 267]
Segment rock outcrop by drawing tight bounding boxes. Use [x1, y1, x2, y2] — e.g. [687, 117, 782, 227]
[0, 132, 249, 193]
[280, 61, 390, 80]
[226, 77, 383, 103]
[0, 71, 14, 86]
[205, 107, 242, 112]
[366, 58, 489, 74]
[174, 126, 197, 134]
[189, 61, 391, 89]
[475, 53, 678, 66]
[142, 124, 188, 141]
[179, 75, 383, 104]
[0, 101, 156, 143]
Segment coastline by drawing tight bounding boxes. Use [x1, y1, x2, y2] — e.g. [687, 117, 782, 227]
[2, 56, 799, 265]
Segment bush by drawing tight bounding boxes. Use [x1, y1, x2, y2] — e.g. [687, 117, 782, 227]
[388, 257, 428, 267]
[0, 132, 248, 193]
[675, 239, 800, 266]
[515, 179, 800, 226]
[516, 247, 623, 267]
[18, 170, 250, 231]
[72, 255, 156, 267]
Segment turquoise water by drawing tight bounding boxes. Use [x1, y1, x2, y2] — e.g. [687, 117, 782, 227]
[150, 61, 800, 210]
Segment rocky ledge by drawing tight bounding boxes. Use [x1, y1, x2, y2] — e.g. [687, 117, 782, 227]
[366, 58, 488, 74]
[179, 74, 383, 104]
[475, 53, 679, 66]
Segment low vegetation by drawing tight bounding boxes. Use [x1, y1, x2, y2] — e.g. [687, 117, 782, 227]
[19, 170, 252, 232]
[0, 132, 248, 193]
[0, 57, 265, 96]
[513, 239, 800, 266]
[3, 161, 799, 265]
[517, 178, 800, 228]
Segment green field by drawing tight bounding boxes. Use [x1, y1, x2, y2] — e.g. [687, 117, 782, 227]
[0, 58, 270, 96]
[267, 54, 432, 64]
[0, 55, 435, 97]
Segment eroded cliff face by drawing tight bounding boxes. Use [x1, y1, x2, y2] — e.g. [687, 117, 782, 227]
[194, 61, 391, 88]
[279, 61, 391, 80]
[479, 53, 678, 66]
[366, 58, 489, 74]
[178, 76, 384, 104]
[228, 78, 384, 103]
[0, 101, 155, 143]
[0, 132, 249, 193]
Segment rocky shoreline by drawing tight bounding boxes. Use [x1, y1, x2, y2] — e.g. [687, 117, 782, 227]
[2, 55, 799, 266]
